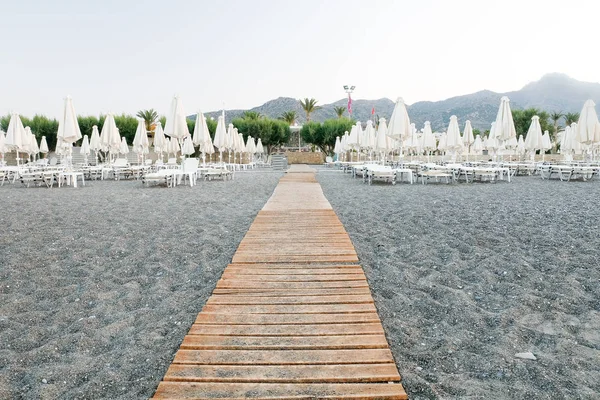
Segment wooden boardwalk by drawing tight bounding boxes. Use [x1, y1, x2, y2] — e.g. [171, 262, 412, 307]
[153, 165, 407, 399]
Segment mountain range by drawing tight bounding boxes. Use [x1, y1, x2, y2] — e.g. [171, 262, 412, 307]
[200, 73, 600, 132]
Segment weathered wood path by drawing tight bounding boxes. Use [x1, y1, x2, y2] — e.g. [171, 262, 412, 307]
[153, 165, 407, 399]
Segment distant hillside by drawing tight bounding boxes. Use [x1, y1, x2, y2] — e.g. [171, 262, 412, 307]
[195, 73, 600, 132]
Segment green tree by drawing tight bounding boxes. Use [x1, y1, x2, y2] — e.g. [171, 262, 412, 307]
[333, 106, 346, 119]
[299, 98, 320, 122]
[242, 111, 262, 120]
[232, 117, 291, 154]
[113, 114, 139, 144]
[136, 109, 159, 132]
[280, 111, 297, 125]
[512, 108, 553, 139]
[300, 118, 353, 156]
[564, 112, 580, 126]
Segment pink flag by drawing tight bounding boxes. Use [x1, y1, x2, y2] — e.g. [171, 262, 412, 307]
[347, 97, 352, 115]
[371, 106, 375, 115]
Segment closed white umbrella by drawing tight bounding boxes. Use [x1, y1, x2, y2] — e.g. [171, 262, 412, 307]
[333, 136, 342, 160]
[213, 115, 227, 162]
[472, 134, 484, 155]
[170, 135, 181, 157]
[541, 130, 552, 155]
[486, 122, 500, 156]
[80, 135, 91, 164]
[132, 118, 149, 163]
[516, 135, 526, 157]
[340, 132, 349, 155]
[0, 131, 6, 162]
[445, 116, 463, 160]
[119, 137, 129, 155]
[100, 113, 121, 161]
[164, 95, 190, 144]
[5, 113, 28, 165]
[245, 135, 256, 153]
[421, 122, 436, 161]
[375, 117, 389, 161]
[437, 133, 447, 154]
[22, 127, 34, 156]
[575, 99, 600, 145]
[192, 111, 213, 164]
[494, 96, 517, 142]
[463, 120, 475, 160]
[524, 116, 544, 160]
[387, 97, 411, 159]
[181, 136, 195, 156]
[38, 135, 49, 157]
[57, 96, 82, 145]
[363, 120, 376, 152]
[153, 121, 167, 160]
[255, 138, 264, 161]
[88, 126, 101, 164]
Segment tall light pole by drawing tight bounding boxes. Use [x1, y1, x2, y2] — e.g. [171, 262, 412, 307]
[343, 85, 355, 119]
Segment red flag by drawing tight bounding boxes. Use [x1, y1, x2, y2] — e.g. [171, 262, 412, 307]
[371, 106, 375, 115]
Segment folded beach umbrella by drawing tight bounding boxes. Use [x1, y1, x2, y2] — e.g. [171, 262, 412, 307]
[89, 126, 101, 152]
[494, 96, 517, 142]
[0, 130, 6, 159]
[22, 127, 34, 156]
[421, 122, 436, 151]
[256, 138, 264, 154]
[347, 124, 359, 150]
[153, 121, 167, 158]
[333, 136, 342, 158]
[524, 116, 543, 158]
[445, 116, 463, 152]
[80, 135, 91, 163]
[5, 112, 27, 164]
[387, 97, 411, 158]
[100, 113, 121, 157]
[213, 115, 227, 161]
[575, 99, 600, 145]
[133, 118, 149, 158]
[170, 135, 181, 156]
[245, 135, 256, 154]
[181, 136, 195, 156]
[516, 135, 525, 156]
[119, 137, 129, 155]
[437, 132, 447, 153]
[375, 117, 389, 156]
[192, 111, 214, 158]
[472, 134, 483, 155]
[57, 96, 82, 146]
[164, 95, 190, 144]
[363, 120, 375, 150]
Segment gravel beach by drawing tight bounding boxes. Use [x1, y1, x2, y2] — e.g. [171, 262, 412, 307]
[0, 171, 282, 399]
[317, 168, 600, 400]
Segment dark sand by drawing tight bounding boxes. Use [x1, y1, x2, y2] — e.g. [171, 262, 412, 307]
[317, 168, 600, 399]
[0, 171, 282, 399]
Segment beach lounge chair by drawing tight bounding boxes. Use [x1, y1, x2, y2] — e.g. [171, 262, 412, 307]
[112, 158, 132, 180]
[141, 169, 176, 187]
[203, 166, 233, 181]
[418, 169, 453, 184]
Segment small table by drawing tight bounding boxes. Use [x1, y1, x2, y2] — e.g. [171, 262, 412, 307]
[59, 172, 85, 188]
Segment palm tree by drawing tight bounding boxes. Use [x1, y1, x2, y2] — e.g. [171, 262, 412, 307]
[280, 111, 297, 125]
[242, 111, 262, 120]
[299, 98, 320, 122]
[136, 109, 158, 132]
[333, 106, 346, 119]
[549, 111, 564, 138]
[564, 112, 580, 126]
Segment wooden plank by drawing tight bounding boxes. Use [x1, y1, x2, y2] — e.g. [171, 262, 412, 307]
[211, 288, 371, 296]
[154, 382, 407, 399]
[232, 256, 359, 263]
[180, 334, 389, 350]
[222, 268, 363, 275]
[215, 281, 369, 289]
[172, 349, 395, 365]
[201, 304, 377, 314]
[194, 313, 382, 325]
[189, 323, 384, 336]
[206, 295, 373, 305]
[226, 263, 361, 269]
[164, 363, 400, 383]
[219, 274, 364, 282]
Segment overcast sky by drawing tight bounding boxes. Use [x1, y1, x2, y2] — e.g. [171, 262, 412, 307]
[1, 0, 598, 119]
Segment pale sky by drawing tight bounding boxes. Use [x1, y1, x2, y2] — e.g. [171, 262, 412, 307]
[1, 0, 599, 119]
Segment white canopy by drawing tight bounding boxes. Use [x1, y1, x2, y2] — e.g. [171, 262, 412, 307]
[164, 95, 190, 140]
[437, 133, 447, 152]
[445, 115, 463, 151]
[494, 96, 517, 142]
[119, 137, 129, 155]
[421, 122, 436, 151]
[363, 120, 376, 149]
[375, 118, 389, 151]
[89, 126, 101, 152]
[256, 138, 264, 154]
[541, 130, 552, 152]
[463, 120, 475, 146]
[4, 113, 27, 153]
[153, 121, 167, 154]
[192, 111, 214, 154]
[213, 116, 227, 152]
[333, 136, 342, 155]
[181, 136, 195, 156]
[575, 99, 600, 145]
[22, 127, 34, 154]
[524, 116, 544, 153]
[80, 135, 91, 155]
[387, 97, 411, 141]
[57, 96, 82, 145]
[132, 118, 149, 155]
[39, 135, 49, 154]
[246, 135, 256, 153]
[517, 135, 526, 155]
[472, 134, 484, 154]
[100, 113, 121, 154]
